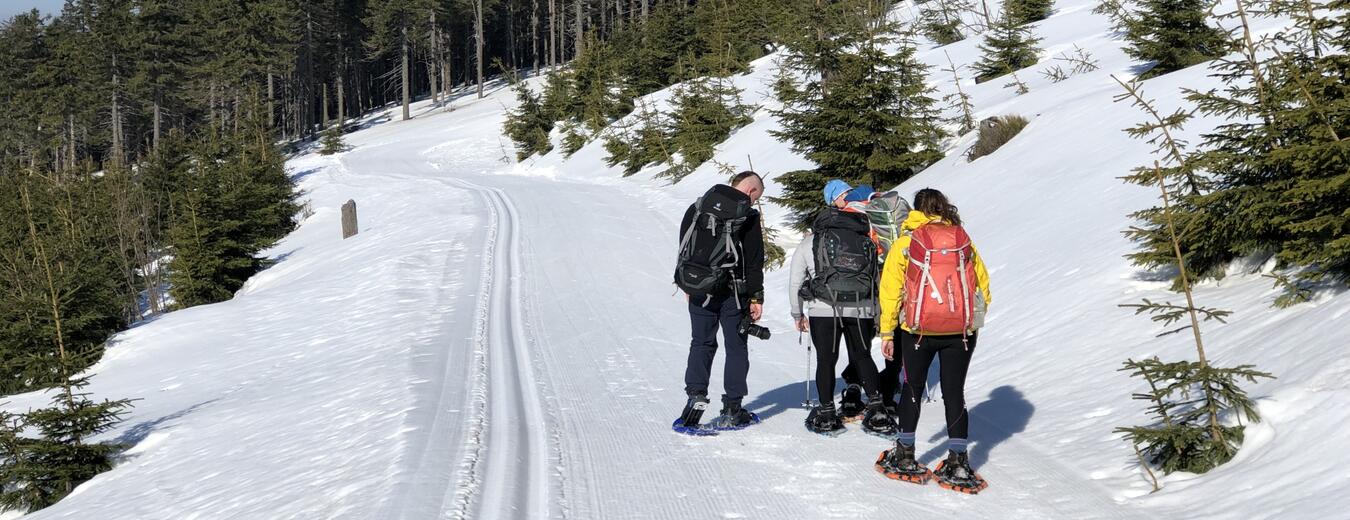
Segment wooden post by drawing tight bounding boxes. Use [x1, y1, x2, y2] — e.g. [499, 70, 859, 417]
[341, 200, 359, 239]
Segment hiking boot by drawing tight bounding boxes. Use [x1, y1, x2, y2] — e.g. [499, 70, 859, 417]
[839, 384, 865, 418]
[708, 400, 761, 431]
[677, 393, 711, 428]
[805, 404, 846, 436]
[933, 450, 988, 494]
[861, 402, 899, 439]
[875, 442, 931, 484]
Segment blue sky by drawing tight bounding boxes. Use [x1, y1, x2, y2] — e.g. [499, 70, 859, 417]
[1, 0, 66, 21]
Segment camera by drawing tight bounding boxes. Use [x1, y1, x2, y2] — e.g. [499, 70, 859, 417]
[738, 315, 771, 340]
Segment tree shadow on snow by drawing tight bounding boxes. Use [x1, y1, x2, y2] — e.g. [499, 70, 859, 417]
[917, 385, 1034, 471]
[115, 399, 221, 454]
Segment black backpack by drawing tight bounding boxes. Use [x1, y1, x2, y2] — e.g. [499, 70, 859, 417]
[801, 208, 877, 306]
[674, 185, 753, 295]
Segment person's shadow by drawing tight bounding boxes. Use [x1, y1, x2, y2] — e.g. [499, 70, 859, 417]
[745, 375, 847, 418]
[919, 385, 1034, 470]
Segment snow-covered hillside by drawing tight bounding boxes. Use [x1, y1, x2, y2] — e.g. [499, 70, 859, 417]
[5, 0, 1347, 518]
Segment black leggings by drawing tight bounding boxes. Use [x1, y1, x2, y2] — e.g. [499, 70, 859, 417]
[898, 330, 977, 439]
[809, 317, 880, 406]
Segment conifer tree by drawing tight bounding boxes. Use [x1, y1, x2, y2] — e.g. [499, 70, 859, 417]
[319, 123, 349, 155]
[663, 77, 753, 180]
[973, 9, 1043, 83]
[773, 18, 946, 228]
[1005, 0, 1054, 25]
[602, 104, 671, 175]
[0, 174, 132, 513]
[920, 0, 971, 45]
[504, 78, 556, 160]
[563, 35, 634, 136]
[1179, 0, 1350, 289]
[168, 103, 297, 308]
[1123, 0, 1228, 79]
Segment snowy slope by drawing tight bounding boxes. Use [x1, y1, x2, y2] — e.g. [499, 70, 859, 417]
[4, 0, 1348, 518]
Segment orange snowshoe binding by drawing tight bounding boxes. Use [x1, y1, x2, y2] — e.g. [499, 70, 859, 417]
[875, 443, 932, 484]
[932, 450, 988, 494]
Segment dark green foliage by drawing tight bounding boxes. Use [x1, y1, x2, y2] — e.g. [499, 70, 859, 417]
[0, 352, 131, 512]
[1119, 1, 1350, 295]
[539, 70, 577, 124]
[1123, 0, 1228, 79]
[967, 114, 1030, 160]
[663, 79, 754, 180]
[569, 37, 635, 133]
[0, 174, 126, 396]
[603, 107, 671, 176]
[1006, 0, 1055, 25]
[503, 80, 554, 160]
[1116, 357, 1273, 475]
[319, 124, 349, 156]
[1120, 298, 1232, 336]
[168, 110, 298, 309]
[973, 10, 1043, 83]
[1263, 273, 1314, 308]
[772, 16, 946, 229]
[0, 173, 133, 513]
[921, 0, 970, 45]
[560, 122, 589, 157]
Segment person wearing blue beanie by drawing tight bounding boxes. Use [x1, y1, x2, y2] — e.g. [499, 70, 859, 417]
[823, 179, 852, 206]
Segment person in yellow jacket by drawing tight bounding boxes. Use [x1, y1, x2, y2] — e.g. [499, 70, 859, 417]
[875, 188, 992, 493]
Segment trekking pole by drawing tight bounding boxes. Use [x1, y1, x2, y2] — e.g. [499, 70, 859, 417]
[801, 331, 815, 408]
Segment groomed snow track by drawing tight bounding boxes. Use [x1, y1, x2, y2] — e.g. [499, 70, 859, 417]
[450, 179, 554, 520]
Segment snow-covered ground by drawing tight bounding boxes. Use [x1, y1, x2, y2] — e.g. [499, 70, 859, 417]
[5, 0, 1348, 518]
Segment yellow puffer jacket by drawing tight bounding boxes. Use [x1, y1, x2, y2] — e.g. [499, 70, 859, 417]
[878, 211, 992, 340]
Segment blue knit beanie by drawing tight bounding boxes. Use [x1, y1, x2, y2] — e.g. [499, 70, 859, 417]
[823, 179, 852, 205]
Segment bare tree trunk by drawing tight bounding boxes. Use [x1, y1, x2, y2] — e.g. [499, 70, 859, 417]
[110, 54, 125, 167]
[441, 29, 453, 102]
[153, 97, 162, 150]
[615, 0, 623, 31]
[430, 10, 441, 104]
[549, 0, 558, 67]
[641, 0, 648, 21]
[267, 69, 276, 127]
[533, 0, 541, 72]
[322, 83, 330, 127]
[402, 26, 412, 121]
[575, 0, 585, 57]
[508, 0, 519, 69]
[337, 73, 346, 125]
[67, 115, 76, 170]
[476, 0, 486, 99]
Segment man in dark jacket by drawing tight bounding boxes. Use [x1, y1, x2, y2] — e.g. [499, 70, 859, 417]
[674, 171, 766, 432]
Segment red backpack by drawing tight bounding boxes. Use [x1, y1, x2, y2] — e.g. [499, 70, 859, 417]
[903, 223, 977, 335]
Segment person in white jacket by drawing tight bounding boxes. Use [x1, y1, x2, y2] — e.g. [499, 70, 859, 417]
[789, 181, 895, 438]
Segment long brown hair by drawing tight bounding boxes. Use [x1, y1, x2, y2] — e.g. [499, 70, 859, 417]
[913, 188, 962, 226]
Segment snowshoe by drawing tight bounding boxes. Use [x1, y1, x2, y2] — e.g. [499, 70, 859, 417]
[839, 384, 865, 421]
[805, 405, 846, 437]
[933, 451, 988, 494]
[860, 403, 899, 440]
[875, 443, 932, 484]
[672, 394, 718, 436]
[707, 402, 762, 431]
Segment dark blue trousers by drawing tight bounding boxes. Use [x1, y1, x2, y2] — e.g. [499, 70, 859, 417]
[684, 295, 749, 401]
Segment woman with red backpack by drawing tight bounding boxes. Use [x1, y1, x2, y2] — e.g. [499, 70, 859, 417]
[874, 188, 993, 494]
